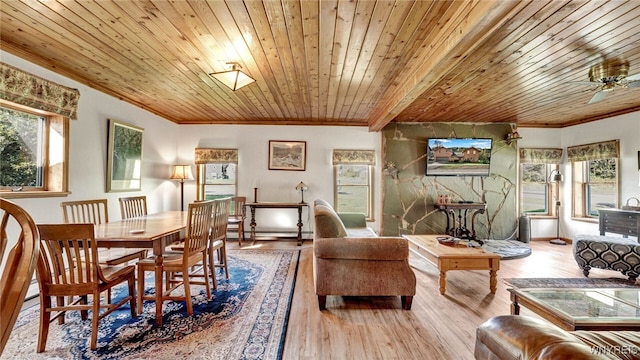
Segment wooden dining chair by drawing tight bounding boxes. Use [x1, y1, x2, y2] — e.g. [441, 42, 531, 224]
[227, 196, 246, 246]
[1, 199, 40, 353]
[118, 196, 148, 219]
[60, 199, 147, 265]
[209, 198, 231, 289]
[136, 200, 214, 316]
[35, 223, 137, 352]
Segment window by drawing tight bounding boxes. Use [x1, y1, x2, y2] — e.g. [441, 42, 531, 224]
[572, 158, 618, 218]
[0, 102, 68, 198]
[194, 148, 238, 201]
[568, 140, 619, 219]
[198, 163, 237, 200]
[332, 149, 376, 220]
[334, 164, 373, 219]
[519, 148, 563, 217]
[520, 163, 559, 216]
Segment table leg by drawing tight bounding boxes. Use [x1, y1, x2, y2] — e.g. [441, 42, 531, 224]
[489, 269, 497, 294]
[153, 249, 164, 327]
[439, 270, 447, 295]
[297, 206, 303, 246]
[249, 206, 257, 244]
[511, 293, 520, 315]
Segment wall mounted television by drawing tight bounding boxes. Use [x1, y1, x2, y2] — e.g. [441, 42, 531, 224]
[426, 138, 493, 176]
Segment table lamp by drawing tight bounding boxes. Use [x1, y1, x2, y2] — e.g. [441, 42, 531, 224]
[296, 181, 308, 204]
[170, 164, 194, 211]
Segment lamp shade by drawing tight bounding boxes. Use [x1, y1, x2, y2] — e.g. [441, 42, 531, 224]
[170, 165, 194, 181]
[549, 169, 563, 182]
[296, 181, 308, 191]
[209, 63, 256, 91]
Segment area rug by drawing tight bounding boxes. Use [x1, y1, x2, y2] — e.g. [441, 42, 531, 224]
[479, 239, 532, 260]
[504, 277, 639, 289]
[1, 249, 300, 360]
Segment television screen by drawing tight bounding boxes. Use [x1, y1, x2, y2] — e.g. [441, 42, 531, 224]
[426, 138, 493, 176]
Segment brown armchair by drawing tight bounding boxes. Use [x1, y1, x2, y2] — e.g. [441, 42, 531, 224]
[313, 200, 416, 310]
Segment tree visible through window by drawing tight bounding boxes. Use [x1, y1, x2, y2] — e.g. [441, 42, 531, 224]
[0, 106, 44, 189]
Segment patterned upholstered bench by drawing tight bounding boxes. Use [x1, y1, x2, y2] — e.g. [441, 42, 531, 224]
[573, 234, 640, 280]
[573, 208, 640, 280]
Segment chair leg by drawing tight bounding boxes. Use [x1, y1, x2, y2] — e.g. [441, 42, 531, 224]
[208, 246, 217, 290]
[219, 246, 229, 279]
[401, 296, 413, 310]
[128, 276, 137, 318]
[183, 272, 193, 316]
[37, 296, 52, 353]
[56, 296, 66, 324]
[202, 253, 212, 300]
[318, 295, 327, 310]
[90, 291, 100, 350]
[137, 267, 145, 314]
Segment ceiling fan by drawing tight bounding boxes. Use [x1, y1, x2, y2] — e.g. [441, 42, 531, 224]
[573, 61, 640, 104]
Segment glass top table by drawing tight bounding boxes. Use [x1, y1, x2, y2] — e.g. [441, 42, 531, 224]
[508, 288, 640, 331]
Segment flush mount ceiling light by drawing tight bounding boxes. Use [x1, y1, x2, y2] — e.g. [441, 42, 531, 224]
[209, 62, 256, 91]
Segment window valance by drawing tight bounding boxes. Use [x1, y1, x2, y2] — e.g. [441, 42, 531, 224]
[519, 148, 563, 164]
[332, 150, 376, 165]
[194, 148, 238, 164]
[567, 139, 619, 162]
[1, 62, 80, 119]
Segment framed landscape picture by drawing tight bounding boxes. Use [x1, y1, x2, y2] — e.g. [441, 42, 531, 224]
[107, 119, 143, 192]
[268, 140, 306, 171]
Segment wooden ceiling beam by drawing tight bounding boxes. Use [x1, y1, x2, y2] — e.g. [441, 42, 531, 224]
[367, 1, 523, 131]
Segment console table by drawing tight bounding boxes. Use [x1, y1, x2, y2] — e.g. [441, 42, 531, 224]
[244, 202, 308, 245]
[434, 202, 486, 240]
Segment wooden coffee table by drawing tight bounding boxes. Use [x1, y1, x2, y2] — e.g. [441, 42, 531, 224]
[402, 234, 500, 295]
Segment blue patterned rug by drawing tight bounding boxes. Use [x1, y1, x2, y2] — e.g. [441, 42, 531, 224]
[2, 249, 299, 359]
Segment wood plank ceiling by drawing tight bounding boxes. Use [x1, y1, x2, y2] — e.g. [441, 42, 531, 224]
[2, 0, 640, 130]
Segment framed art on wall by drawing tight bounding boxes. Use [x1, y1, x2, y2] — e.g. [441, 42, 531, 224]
[268, 140, 306, 171]
[107, 119, 144, 192]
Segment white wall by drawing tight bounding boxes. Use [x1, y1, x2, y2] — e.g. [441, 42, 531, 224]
[1, 51, 181, 222]
[519, 112, 640, 240]
[2, 51, 381, 236]
[177, 125, 381, 234]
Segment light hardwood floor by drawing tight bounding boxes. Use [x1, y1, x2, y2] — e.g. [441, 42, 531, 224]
[230, 239, 632, 360]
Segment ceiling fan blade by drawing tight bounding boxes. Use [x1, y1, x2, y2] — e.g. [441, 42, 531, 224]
[588, 91, 608, 104]
[627, 81, 640, 88]
[625, 73, 640, 81]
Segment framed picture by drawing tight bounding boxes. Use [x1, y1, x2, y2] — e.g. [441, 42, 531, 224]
[268, 140, 306, 171]
[107, 119, 144, 192]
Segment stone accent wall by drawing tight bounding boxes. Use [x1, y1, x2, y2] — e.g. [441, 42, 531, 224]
[381, 123, 517, 240]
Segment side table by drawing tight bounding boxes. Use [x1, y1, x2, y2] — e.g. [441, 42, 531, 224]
[434, 202, 486, 240]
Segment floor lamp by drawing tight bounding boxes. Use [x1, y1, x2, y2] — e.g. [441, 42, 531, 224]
[549, 169, 565, 245]
[170, 165, 194, 211]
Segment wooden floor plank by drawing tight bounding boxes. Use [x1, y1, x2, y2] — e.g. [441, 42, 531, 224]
[231, 239, 631, 359]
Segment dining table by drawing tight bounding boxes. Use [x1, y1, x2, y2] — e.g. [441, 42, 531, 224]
[93, 210, 187, 326]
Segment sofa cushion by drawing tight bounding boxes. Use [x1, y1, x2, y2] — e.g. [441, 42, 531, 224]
[314, 204, 348, 238]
